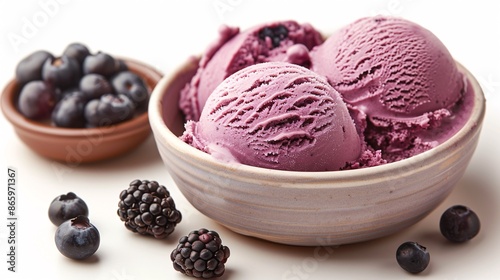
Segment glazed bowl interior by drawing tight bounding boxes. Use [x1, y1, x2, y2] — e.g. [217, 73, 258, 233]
[149, 57, 485, 246]
[1, 58, 163, 164]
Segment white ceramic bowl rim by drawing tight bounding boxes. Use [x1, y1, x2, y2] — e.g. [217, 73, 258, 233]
[149, 61, 485, 189]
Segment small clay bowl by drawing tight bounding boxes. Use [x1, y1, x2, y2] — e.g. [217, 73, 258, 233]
[1, 58, 162, 164]
[149, 57, 485, 246]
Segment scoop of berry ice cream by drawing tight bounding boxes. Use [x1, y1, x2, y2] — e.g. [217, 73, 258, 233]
[181, 62, 361, 171]
[311, 16, 466, 162]
[179, 20, 324, 121]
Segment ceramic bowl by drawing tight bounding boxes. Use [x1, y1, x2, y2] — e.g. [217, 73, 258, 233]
[1, 58, 162, 164]
[149, 57, 485, 246]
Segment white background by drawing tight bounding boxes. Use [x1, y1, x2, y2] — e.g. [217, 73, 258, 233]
[1, 0, 499, 279]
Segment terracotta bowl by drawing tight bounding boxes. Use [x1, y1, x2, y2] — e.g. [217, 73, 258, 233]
[149, 57, 486, 246]
[1, 58, 162, 164]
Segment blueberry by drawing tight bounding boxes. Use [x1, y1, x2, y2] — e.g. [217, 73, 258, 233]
[15, 50, 54, 85]
[396, 241, 430, 274]
[51, 92, 87, 128]
[258, 24, 289, 48]
[54, 215, 99, 260]
[84, 93, 135, 127]
[115, 59, 128, 72]
[17, 80, 57, 119]
[111, 71, 149, 110]
[79, 73, 113, 100]
[440, 205, 480, 242]
[42, 55, 81, 89]
[62, 42, 90, 65]
[56, 86, 79, 102]
[48, 192, 89, 226]
[83, 51, 118, 77]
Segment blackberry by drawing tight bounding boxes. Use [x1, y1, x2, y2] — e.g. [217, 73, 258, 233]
[258, 24, 289, 48]
[171, 228, 230, 278]
[117, 179, 181, 239]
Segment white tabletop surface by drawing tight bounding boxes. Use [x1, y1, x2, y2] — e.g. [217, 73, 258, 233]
[1, 0, 499, 279]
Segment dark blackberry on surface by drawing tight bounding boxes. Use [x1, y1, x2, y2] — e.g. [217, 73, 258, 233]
[171, 228, 230, 278]
[48, 192, 89, 226]
[440, 205, 480, 242]
[396, 241, 430, 274]
[55, 215, 100, 260]
[15, 50, 54, 85]
[117, 179, 182, 239]
[258, 24, 289, 48]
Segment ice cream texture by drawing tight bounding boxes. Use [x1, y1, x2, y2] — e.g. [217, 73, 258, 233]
[181, 62, 361, 171]
[179, 16, 472, 170]
[179, 20, 324, 121]
[311, 16, 466, 161]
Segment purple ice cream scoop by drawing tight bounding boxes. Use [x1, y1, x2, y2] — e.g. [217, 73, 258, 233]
[311, 16, 466, 162]
[181, 62, 361, 171]
[179, 20, 324, 121]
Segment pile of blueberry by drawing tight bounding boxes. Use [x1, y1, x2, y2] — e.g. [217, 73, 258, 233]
[15, 43, 149, 128]
[48, 192, 99, 260]
[396, 205, 481, 274]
